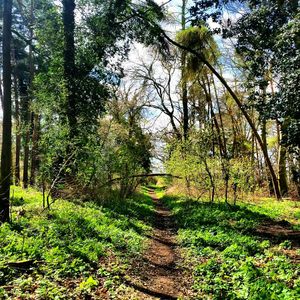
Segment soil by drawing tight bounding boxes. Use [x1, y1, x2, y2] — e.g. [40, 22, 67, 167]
[256, 220, 300, 247]
[121, 189, 192, 299]
[255, 220, 300, 263]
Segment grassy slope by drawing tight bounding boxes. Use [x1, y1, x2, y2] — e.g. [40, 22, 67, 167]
[0, 186, 155, 299]
[162, 193, 300, 300]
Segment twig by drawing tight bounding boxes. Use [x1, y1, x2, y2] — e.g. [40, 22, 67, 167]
[43, 150, 77, 210]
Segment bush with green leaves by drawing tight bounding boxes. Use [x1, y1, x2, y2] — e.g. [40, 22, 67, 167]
[166, 129, 255, 202]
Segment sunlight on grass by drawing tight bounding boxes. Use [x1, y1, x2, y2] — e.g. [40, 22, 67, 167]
[239, 197, 300, 228]
[163, 193, 300, 300]
[0, 186, 155, 299]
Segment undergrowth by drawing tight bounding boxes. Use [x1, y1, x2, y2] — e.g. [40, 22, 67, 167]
[162, 194, 300, 300]
[0, 186, 154, 299]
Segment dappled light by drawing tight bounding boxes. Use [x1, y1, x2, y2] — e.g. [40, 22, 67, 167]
[0, 0, 299, 299]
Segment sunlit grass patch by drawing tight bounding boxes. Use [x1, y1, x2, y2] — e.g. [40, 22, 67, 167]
[239, 197, 300, 228]
[163, 193, 300, 300]
[0, 186, 155, 299]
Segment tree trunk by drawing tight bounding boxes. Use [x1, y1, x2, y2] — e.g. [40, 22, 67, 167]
[290, 155, 300, 198]
[261, 119, 274, 196]
[30, 113, 40, 185]
[0, 72, 3, 109]
[23, 126, 30, 188]
[204, 159, 215, 202]
[250, 107, 255, 171]
[0, 0, 12, 223]
[28, 0, 39, 186]
[181, 0, 189, 141]
[23, 0, 35, 189]
[63, 0, 77, 138]
[270, 69, 288, 197]
[255, 138, 263, 187]
[278, 121, 288, 197]
[212, 75, 227, 156]
[13, 71, 21, 185]
[201, 76, 225, 157]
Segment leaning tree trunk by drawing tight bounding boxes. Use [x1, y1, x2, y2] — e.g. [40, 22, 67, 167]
[163, 34, 282, 200]
[0, 0, 12, 223]
[202, 75, 230, 202]
[278, 144, 288, 197]
[212, 75, 227, 156]
[261, 118, 275, 196]
[277, 122, 288, 198]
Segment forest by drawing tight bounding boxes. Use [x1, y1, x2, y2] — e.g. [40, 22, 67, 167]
[0, 0, 299, 299]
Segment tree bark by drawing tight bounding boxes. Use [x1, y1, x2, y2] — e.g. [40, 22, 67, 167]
[13, 71, 21, 185]
[0, 72, 3, 109]
[271, 71, 288, 197]
[204, 159, 215, 202]
[23, 0, 35, 188]
[278, 121, 288, 196]
[181, 0, 189, 141]
[63, 0, 77, 138]
[261, 119, 274, 196]
[212, 75, 227, 156]
[27, 0, 40, 186]
[0, 0, 13, 223]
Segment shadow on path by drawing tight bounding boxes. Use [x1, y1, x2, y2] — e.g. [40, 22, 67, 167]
[123, 189, 191, 299]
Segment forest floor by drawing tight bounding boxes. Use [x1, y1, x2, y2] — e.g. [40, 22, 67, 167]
[120, 188, 193, 299]
[161, 192, 300, 300]
[1, 186, 300, 299]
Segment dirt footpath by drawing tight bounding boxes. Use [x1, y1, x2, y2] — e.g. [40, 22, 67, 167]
[121, 190, 192, 299]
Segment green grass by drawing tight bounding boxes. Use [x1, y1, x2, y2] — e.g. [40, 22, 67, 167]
[162, 194, 300, 300]
[0, 186, 155, 299]
[240, 197, 300, 229]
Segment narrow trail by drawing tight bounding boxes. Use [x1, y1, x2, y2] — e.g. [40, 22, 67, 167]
[122, 189, 192, 299]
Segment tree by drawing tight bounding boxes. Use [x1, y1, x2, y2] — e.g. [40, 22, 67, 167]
[162, 0, 289, 199]
[12, 0, 40, 188]
[62, 0, 77, 139]
[161, 29, 282, 199]
[180, 0, 189, 141]
[27, 0, 170, 198]
[187, 1, 299, 199]
[132, 55, 182, 140]
[0, 0, 13, 222]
